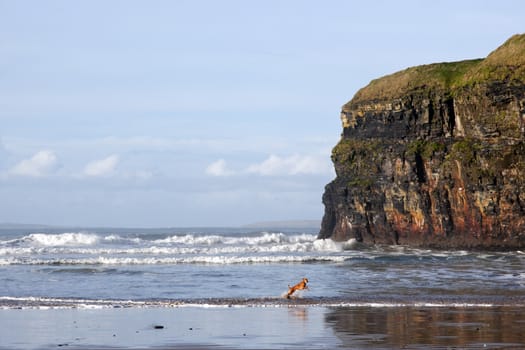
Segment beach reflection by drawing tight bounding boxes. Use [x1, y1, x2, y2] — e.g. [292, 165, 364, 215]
[288, 306, 309, 322]
[325, 306, 525, 349]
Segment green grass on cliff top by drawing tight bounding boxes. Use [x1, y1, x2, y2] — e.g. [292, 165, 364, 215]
[348, 33, 525, 106]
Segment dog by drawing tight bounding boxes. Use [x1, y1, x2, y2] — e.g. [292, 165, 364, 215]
[286, 277, 309, 299]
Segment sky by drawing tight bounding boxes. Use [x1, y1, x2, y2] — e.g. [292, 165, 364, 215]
[1, 0, 524, 227]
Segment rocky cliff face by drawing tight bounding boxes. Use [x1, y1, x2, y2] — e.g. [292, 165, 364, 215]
[319, 34, 525, 249]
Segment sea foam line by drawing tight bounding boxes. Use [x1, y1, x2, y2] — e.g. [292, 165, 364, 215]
[0, 239, 345, 256]
[1, 296, 516, 310]
[1, 232, 320, 247]
[0, 254, 348, 266]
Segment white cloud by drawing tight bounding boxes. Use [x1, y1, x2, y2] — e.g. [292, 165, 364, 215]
[205, 153, 333, 178]
[84, 155, 119, 177]
[247, 154, 333, 176]
[206, 159, 235, 176]
[10, 150, 58, 177]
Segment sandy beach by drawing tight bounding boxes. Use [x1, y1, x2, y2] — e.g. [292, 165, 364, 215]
[2, 304, 525, 349]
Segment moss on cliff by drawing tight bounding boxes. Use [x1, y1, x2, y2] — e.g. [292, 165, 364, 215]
[461, 34, 525, 85]
[447, 138, 482, 164]
[331, 138, 386, 188]
[406, 140, 446, 159]
[350, 59, 481, 105]
[332, 138, 382, 170]
[348, 33, 525, 107]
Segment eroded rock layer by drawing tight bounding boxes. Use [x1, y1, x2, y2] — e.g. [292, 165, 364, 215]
[319, 34, 525, 249]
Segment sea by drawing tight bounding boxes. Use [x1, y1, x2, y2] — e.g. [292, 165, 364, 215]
[2, 227, 525, 349]
[1, 226, 524, 307]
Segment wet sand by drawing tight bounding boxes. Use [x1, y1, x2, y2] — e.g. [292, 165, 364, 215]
[327, 305, 525, 349]
[1, 305, 525, 349]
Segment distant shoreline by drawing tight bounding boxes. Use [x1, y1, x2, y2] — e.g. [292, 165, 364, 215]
[0, 223, 54, 230]
[0, 220, 321, 230]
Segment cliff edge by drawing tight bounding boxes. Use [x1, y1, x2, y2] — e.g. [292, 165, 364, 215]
[319, 34, 525, 249]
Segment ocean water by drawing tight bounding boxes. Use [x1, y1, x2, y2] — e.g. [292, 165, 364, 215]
[1, 227, 525, 309]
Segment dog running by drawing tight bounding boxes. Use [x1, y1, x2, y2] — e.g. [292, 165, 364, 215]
[285, 277, 309, 299]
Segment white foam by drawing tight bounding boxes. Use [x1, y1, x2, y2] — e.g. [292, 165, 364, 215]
[155, 234, 224, 245]
[342, 238, 359, 250]
[0, 256, 17, 265]
[0, 247, 35, 256]
[26, 232, 100, 247]
[0, 296, 149, 309]
[0, 238, 340, 257]
[312, 238, 343, 252]
[153, 233, 317, 246]
[0, 295, 505, 310]
[0, 254, 348, 266]
[103, 234, 141, 244]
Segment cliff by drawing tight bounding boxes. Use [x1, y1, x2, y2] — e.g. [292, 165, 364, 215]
[319, 34, 525, 249]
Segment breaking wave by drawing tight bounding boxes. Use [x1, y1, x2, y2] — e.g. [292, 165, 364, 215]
[0, 230, 353, 266]
[3, 230, 521, 268]
[2, 232, 101, 247]
[1, 232, 319, 248]
[32, 232, 100, 246]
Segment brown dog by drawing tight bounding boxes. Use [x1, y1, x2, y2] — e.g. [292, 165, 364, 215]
[286, 278, 309, 299]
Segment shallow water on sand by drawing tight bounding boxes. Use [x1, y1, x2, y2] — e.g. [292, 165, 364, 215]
[327, 306, 525, 349]
[2, 305, 525, 349]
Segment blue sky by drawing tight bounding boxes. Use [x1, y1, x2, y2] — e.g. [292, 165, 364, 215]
[1, 1, 524, 227]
